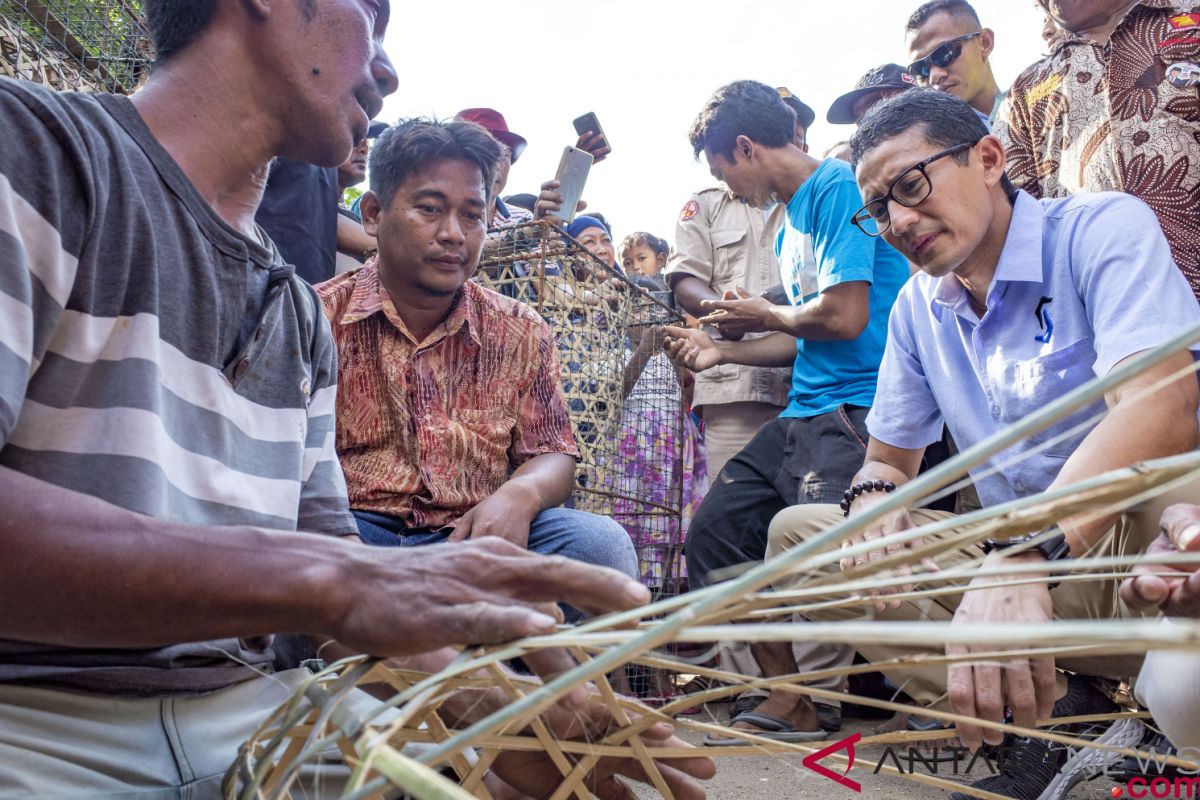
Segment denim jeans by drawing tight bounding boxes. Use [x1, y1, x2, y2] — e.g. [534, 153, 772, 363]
[352, 507, 639, 623]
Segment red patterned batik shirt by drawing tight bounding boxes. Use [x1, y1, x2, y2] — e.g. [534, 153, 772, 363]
[995, 0, 1200, 298]
[318, 260, 578, 529]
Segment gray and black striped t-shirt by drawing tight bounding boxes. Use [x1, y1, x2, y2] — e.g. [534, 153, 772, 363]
[0, 78, 356, 694]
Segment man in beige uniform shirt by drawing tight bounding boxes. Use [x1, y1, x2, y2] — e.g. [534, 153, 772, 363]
[664, 90, 813, 478]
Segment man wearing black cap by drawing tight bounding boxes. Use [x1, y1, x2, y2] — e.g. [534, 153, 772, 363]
[827, 64, 917, 125]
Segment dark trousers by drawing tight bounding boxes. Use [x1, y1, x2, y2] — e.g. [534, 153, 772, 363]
[684, 405, 870, 589]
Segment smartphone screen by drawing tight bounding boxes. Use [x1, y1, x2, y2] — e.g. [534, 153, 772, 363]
[548, 146, 593, 224]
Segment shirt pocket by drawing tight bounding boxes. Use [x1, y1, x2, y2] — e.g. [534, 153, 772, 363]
[996, 338, 1100, 456]
[448, 406, 518, 470]
[710, 228, 750, 289]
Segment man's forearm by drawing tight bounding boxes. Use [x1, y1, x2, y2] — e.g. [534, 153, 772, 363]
[501, 453, 576, 513]
[0, 466, 351, 648]
[717, 332, 797, 367]
[762, 283, 869, 340]
[1049, 352, 1199, 553]
[336, 213, 376, 256]
[667, 274, 721, 319]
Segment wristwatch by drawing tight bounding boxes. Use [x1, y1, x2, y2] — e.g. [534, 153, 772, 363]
[981, 530, 1072, 589]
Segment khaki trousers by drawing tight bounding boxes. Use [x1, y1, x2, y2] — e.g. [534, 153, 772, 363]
[699, 401, 784, 480]
[765, 480, 1196, 708]
[0, 668, 395, 799]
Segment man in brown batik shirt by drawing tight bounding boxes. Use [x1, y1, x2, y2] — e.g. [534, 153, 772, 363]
[996, 0, 1200, 298]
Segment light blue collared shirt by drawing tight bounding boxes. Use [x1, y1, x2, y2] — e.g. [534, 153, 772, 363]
[867, 190, 1200, 507]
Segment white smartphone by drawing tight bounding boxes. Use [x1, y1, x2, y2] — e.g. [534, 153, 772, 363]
[548, 145, 594, 224]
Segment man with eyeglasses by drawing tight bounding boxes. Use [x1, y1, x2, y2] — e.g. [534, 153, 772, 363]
[996, 0, 1200, 301]
[905, 0, 1005, 125]
[662, 80, 910, 745]
[766, 88, 1200, 800]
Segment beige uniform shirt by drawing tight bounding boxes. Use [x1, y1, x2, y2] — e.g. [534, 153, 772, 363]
[664, 187, 792, 410]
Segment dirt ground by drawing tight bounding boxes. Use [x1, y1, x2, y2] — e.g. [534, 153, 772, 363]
[640, 702, 1128, 800]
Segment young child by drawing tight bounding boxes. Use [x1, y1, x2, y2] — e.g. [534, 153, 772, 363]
[613, 237, 708, 592]
[620, 231, 670, 280]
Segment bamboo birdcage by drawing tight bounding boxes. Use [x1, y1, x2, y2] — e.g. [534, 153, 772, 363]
[476, 219, 697, 597]
[1, 1, 150, 93]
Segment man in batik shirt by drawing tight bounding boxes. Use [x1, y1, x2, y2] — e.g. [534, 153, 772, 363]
[997, 0, 1200, 298]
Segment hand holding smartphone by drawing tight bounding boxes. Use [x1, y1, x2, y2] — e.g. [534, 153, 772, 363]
[572, 112, 611, 162]
[545, 146, 593, 224]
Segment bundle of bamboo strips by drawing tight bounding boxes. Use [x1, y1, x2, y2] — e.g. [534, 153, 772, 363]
[224, 323, 1200, 800]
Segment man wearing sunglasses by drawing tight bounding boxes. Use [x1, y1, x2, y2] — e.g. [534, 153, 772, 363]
[765, 87, 1200, 800]
[905, 0, 1005, 125]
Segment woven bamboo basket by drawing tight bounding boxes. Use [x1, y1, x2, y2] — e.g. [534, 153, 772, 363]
[224, 323, 1200, 799]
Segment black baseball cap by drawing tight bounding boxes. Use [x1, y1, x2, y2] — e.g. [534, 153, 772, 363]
[826, 64, 917, 125]
[776, 86, 816, 129]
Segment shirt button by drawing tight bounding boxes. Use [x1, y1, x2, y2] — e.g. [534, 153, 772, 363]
[990, 404, 1000, 417]
[233, 359, 251, 380]
[1014, 480, 1026, 494]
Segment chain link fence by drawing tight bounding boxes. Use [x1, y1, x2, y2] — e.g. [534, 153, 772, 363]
[1, 1, 149, 93]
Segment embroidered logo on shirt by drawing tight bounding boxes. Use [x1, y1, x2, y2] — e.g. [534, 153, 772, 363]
[1026, 73, 1064, 109]
[679, 200, 699, 222]
[1168, 12, 1199, 30]
[1035, 296, 1054, 344]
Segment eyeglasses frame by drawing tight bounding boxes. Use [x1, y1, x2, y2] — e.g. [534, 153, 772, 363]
[850, 140, 979, 237]
[907, 31, 983, 81]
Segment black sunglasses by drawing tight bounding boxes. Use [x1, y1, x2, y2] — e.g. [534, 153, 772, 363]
[850, 141, 978, 237]
[907, 31, 982, 81]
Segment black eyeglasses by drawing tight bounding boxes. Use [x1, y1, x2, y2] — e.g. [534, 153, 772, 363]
[851, 141, 978, 236]
[907, 31, 982, 82]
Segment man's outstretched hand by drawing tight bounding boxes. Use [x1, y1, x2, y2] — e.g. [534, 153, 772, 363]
[697, 287, 776, 338]
[662, 325, 721, 372]
[1120, 503, 1200, 618]
[329, 539, 650, 656]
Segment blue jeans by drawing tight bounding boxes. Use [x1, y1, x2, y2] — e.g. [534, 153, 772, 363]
[352, 507, 639, 623]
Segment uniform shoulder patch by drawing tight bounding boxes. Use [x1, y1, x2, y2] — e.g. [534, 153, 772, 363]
[679, 199, 700, 222]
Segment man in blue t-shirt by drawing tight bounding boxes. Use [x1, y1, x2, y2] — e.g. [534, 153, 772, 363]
[664, 80, 910, 743]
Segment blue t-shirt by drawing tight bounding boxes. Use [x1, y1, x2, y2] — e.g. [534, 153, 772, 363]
[775, 158, 909, 418]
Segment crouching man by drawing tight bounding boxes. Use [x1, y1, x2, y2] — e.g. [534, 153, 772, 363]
[318, 118, 639, 607]
[765, 89, 1200, 800]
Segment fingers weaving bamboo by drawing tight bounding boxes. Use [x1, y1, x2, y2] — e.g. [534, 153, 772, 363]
[226, 324, 1200, 799]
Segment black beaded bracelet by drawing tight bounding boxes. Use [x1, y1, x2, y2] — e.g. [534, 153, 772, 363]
[840, 479, 897, 517]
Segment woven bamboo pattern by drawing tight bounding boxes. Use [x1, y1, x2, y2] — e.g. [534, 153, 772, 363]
[476, 220, 695, 596]
[225, 325, 1200, 800]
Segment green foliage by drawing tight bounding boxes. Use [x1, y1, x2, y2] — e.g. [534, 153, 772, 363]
[6, 0, 148, 93]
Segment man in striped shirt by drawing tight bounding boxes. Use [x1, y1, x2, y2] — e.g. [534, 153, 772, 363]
[0, 1, 705, 796]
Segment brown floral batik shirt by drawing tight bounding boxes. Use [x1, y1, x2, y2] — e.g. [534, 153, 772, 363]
[996, 0, 1200, 298]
